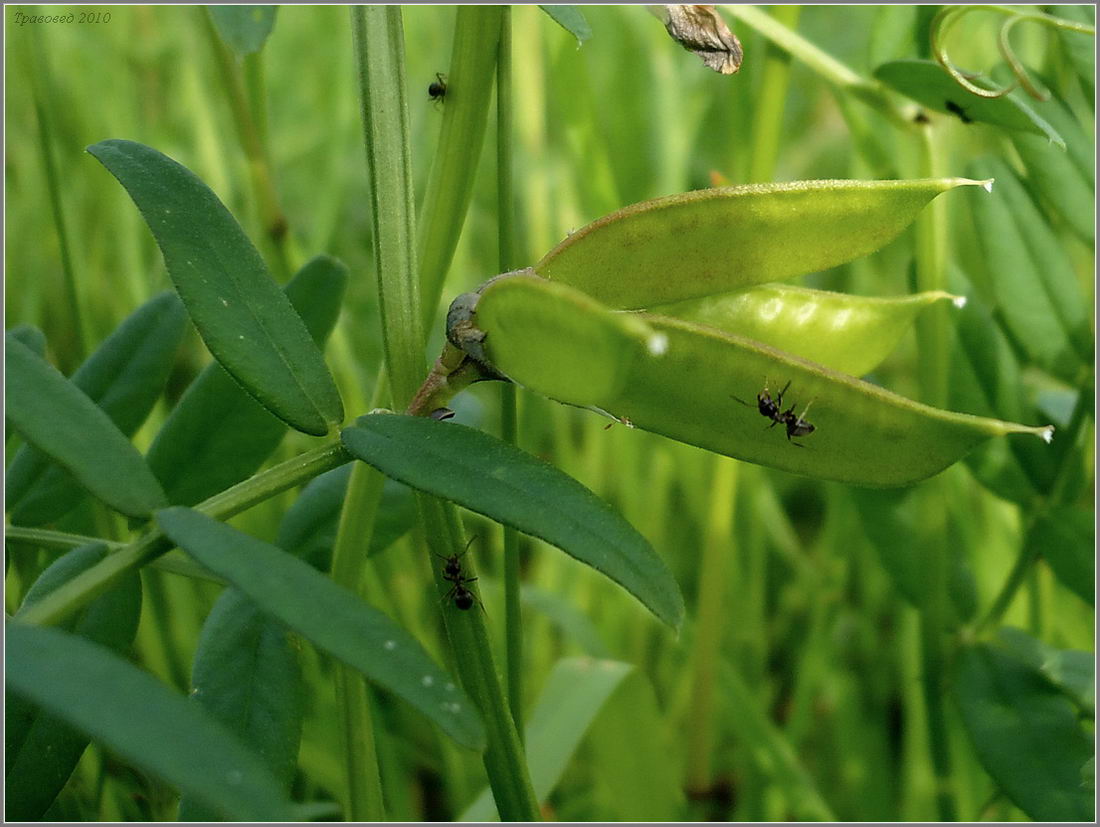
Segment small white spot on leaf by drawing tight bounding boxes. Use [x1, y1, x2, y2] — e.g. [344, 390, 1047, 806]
[421, 675, 434, 687]
[383, 640, 397, 651]
[647, 332, 669, 356]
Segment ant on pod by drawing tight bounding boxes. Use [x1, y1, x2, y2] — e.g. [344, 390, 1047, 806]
[434, 536, 482, 612]
[732, 378, 816, 447]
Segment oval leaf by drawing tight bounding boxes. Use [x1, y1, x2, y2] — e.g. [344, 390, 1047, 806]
[1028, 506, 1094, 607]
[651, 284, 961, 377]
[5, 335, 167, 519]
[470, 275, 1051, 487]
[7, 544, 142, 821]
[538, 5, 591, 45]
[7, 291, 187, 525]
[535, 178, 985, 308]
[178, 588, 303, 821]
[155, 507, 485, 750]
[86, 139, 343, 436]
[341, 415, 684, 628]
[874, 59, 1065, 146]
[5, 623, 292, 821]
[146, 255, 348, 506]
[953, 641, 1094, 821]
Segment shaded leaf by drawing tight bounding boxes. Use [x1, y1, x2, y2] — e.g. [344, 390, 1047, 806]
[5, 324, 46, 356]
[341, 414, 684, 628]
[155, 507, 485, 750]
[1052, 5, 1095, 100]
[965, 157, 1092, 382]
[1028, 505, 1094, 607]
[6, 544, 142, 821]
[275, 463, 415, 570]
[87, 139, 343, 436]
[7, 292, 187, 525]
[178, 588, 303, 821]
[535, 178, 986, 309]
[146, 255, 347, 507]
[874, 59, 1065, 146]
[6, 623, 292, 821]
[5, 335, 166, 519]
[460, 658, 633, 820]
[997, 627, 1094, 716]
[207, 6, 278, 57]
[653, 284, 960, 377]
[954, 641, 1093, 821]
[538, 5, 591, 46]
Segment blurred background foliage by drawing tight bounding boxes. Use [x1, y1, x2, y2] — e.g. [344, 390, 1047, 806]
[5, 5, 1094, 821]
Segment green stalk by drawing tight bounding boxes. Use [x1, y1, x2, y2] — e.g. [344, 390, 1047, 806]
[496, 6, 525, 742]
[725, 4, 912, 129]
[26, 24, 87, 362]
[417, 6, 504, 326]
[16, 441, 351, 627]
[686, 455, 738, 794]
[975, 384, 1093, 634]
[197, 7, 293, 281]
[747, 5, 801, 183]
[910, 122, 957, 822]
[352, 8, 537, 819]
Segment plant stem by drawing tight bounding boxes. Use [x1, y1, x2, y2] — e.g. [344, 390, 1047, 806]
[352, 7, 537, 819]
[417, 6, 504, 328]
[975, 383, 1093, 634]
[747, 5, 801, 183]
[724, 4, 912, 129]
[686, 455, 737, 794]
[496, 6, 525, 743]
[26, 24, 87, 363]
[16, 441, 351, 628]
[198, 7, 293, 281]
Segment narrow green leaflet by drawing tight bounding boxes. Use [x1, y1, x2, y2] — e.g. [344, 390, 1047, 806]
[539, 5, 592, 45]
[1028, 506, 1094, 607]
[468, 274, 1051, 487]
[155, 507, 485, 750]
[7, 544, 142, 821]
[460, 658, 633, 821]
[948, 287, 1057, 505]
[535, 178, 986, 308]
[341, 415, 685, 628]
[5, 336, 167, 519]
[997, 628, 1095, 716]
[146, 255, 347, 506]
[966, 157, 1092, 382]
[954, 641, 1094, 822]
[874, 59, 1065, 147]
[6, 623, 292, 822]
[7, 291, 187, 525]
[207, 6, 278, 57]
[1011, 91, 1094, 244]
[87, 139, 343, 436]
[1053, 5, 1095, 100]
[178, 589, 303, 821]
[652, 285, 961, 377]
[275, 464, 415, 570]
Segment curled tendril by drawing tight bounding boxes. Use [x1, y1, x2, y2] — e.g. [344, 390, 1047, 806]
[932, 4, 1095, 101]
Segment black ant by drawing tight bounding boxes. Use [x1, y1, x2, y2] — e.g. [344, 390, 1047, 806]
[945, 99, 972, 124]
[733, 378, 816, 446]
[434, 536, 481, 611]
[428, 72, 447, 104]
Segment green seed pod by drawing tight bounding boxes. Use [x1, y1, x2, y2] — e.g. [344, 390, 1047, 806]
[536, 178, 990, 309]
[472, 275, 1051, 487]
[650, 284, 964, 377]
